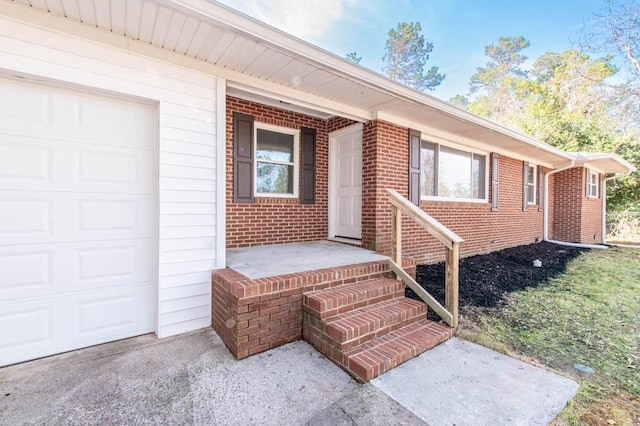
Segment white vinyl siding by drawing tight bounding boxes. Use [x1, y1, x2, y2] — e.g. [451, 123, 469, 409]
[0, 16, 223, 340]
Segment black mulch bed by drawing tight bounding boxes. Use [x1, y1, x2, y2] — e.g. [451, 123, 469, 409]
[406, 242, 588, 317]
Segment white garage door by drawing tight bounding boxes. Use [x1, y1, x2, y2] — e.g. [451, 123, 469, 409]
[0, 77, 157, 366]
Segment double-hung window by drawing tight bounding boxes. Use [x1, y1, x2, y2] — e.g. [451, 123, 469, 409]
[254, 123, 299, 197]
[526, 164, 536, 205]
[586, 169, 599, 198]
[420, 141, 487, 201]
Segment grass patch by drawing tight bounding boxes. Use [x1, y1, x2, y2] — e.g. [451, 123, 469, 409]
[457, 247, 640, 425]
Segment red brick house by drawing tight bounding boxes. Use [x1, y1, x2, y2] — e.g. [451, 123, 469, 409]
[0, 0, 634, 377]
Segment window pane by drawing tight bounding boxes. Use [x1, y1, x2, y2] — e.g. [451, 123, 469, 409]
[256, 129, 294, 163]
[439, 146, 471, 198]
[256, 162, 294, 194]
[420, 142, 436, 196]
[472, 154, 486, 199]
[527, 166, 536, 185]
[527, 184, 535, 203]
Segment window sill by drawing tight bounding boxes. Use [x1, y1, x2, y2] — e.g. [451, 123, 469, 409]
[255, 193, 297, 199]
[254, 197, 300, 205]
[420, 198, 491, 208]
[420, 197, 489, 204]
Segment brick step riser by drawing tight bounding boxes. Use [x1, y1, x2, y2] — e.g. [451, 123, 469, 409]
[303, 280, 406, 320]
[345, 321, 455, 381]
[326, 305, 427, 351]
[304, 307, 426, 354]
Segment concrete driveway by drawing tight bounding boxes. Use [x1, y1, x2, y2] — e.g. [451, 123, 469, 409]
[0, 330, 423, 425]
[0, 330, 578, 425]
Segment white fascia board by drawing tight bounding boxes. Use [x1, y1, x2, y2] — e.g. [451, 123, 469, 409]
[164, 0, 575, 163]
[375, 111, 563, 168]
[0, 1, 372, 122]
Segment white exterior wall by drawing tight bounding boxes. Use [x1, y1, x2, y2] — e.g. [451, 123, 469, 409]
[0, 16, 225, 338]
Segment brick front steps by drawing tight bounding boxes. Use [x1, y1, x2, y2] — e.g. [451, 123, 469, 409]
[212, 257, 452, 381]
[303, 277, 454, 382]
[212, 260, 412, 359]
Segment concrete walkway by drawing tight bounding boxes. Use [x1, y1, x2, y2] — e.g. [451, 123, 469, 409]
[0, 331, 578, 425]
[371, 338, 579, 426]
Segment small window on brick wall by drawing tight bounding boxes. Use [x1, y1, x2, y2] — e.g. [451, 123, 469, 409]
[255, 124, 299, 197]
[232, 112, 316, 203]
[526, 164, 536, 205]
[586, 169, 599, 198]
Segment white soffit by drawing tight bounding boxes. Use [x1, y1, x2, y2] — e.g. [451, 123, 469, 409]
[4, 0, 580, 167]
[574, 153, 637, 174]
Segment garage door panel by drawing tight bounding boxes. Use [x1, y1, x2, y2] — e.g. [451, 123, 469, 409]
[75, 240, 155, 287]
[0, 140, 51, 182]
[0, 305, 53, 351]
[0, 283, 154, 366]
[0, 134, 155, 194]
[0, 80, 155, 151]
[70, 93, 156, 150]
[0, 250, 52, 294]
[0, 198, 52, 237]
[0, 81, 52, 131]
[0, 192, 154, 245]
[0, 239, 155, 300]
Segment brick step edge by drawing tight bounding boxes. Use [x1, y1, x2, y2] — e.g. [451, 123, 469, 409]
[344, 319, 454, 382]
[324, 298, 427, 351]
[303, 277, 405, 320]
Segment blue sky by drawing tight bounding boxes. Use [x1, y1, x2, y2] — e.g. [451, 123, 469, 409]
[216, 0, 605, 100]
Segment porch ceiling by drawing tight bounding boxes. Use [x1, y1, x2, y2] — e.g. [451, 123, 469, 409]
[3, 0, 623, 170]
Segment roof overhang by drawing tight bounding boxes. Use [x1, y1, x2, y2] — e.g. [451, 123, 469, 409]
[573, 153, 637, 175]
[0, 0, 626, 170]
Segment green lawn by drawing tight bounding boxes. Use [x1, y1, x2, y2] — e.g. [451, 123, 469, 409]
[457, 247, 640, 426]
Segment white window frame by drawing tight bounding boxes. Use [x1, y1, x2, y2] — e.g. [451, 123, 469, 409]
[526, 163, 537, 205]
[586, 169, 599, 198]
[419, 140, 489, 203]
[254, 122, 300, 198]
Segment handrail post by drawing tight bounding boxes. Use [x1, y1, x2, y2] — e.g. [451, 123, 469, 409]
[391, 205, 402, 280]
[445, 242, 460, 328]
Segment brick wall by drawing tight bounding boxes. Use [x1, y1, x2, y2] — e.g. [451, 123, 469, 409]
[364, 120, 545, 263]
[551, 167, 602, 243]
[226, 97, 354, 247]
[225, 98, 595, 257]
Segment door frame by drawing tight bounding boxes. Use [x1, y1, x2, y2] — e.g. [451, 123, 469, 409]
[328, 123, 364, 241]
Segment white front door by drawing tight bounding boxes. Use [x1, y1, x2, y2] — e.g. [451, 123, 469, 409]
[330, 125, 362, 240]
[0, 77, 157, 366]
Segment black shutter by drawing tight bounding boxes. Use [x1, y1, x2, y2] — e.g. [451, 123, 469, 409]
[491, 153, 499, 211]
[538, 165, 544, 211]
[233, 112, 254, 203]
[522, 161, 529, 211]
[408, 129, 421, 205]
[300, 127, 316, 204]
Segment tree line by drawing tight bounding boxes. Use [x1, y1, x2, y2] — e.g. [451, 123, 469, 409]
[348, 0, 639, 212]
